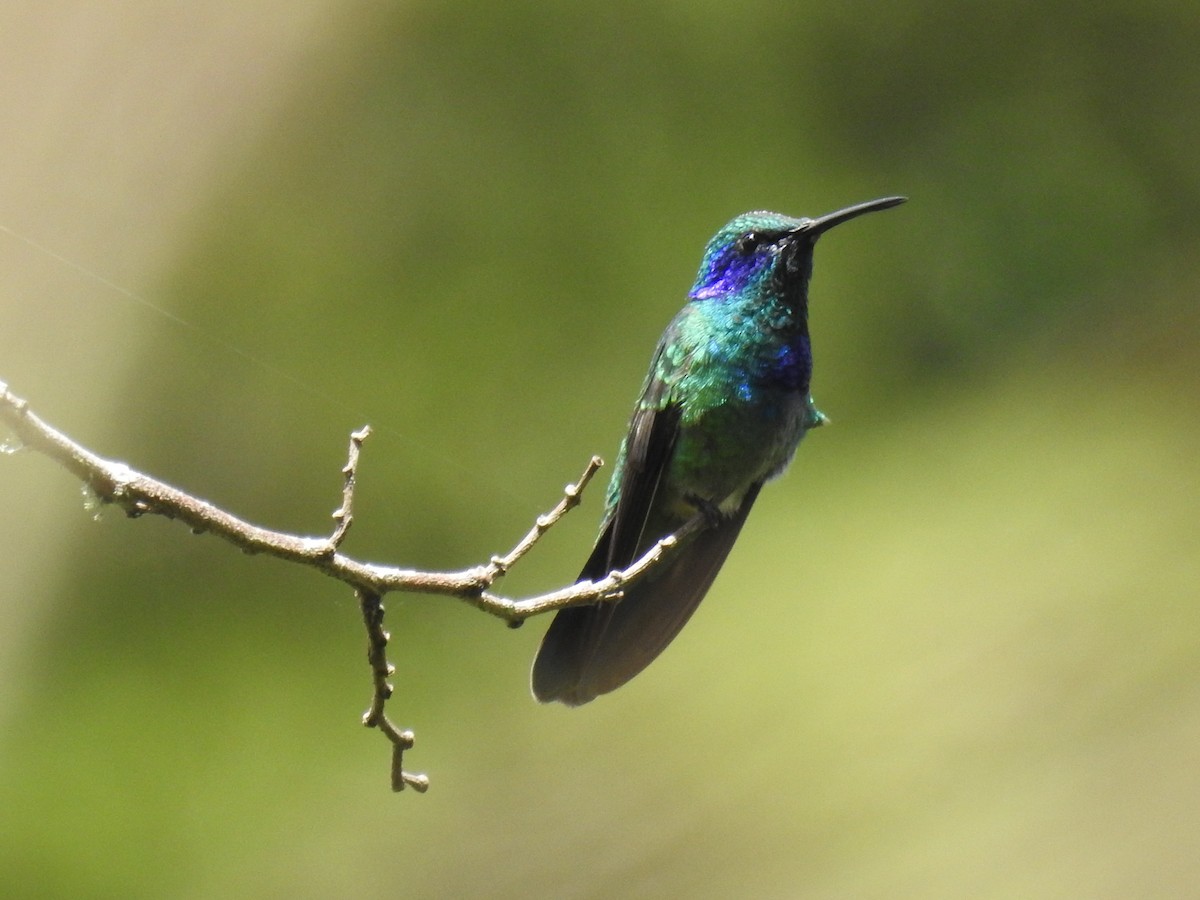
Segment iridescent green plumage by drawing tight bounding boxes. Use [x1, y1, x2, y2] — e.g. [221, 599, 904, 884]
[532, 198, 905, 705]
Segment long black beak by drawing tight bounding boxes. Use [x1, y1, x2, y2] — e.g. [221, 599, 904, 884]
[798, 195, 906, 239]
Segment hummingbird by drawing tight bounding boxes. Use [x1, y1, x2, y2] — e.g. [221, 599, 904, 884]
[531, 196, 906, 706]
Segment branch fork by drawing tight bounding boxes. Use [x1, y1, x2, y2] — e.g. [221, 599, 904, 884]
[0, 379, 699, 792]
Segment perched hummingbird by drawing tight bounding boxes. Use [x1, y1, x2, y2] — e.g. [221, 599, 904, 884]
[531, 197, 905, 706]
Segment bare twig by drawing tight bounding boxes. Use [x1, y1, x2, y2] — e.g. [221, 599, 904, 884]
[0, 379, 701, 791]
[330, 425, 370, 549]
[487, 455, 602, 577]
[0, 380, 632, 612]
[358, 588, 428, 792]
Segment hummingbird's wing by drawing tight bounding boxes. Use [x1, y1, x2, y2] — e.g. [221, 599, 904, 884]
[532, 330, 762, 704]
[530, 361, 680, 705]
[598, 365, 681, 575]
[531, 476, 761, 706]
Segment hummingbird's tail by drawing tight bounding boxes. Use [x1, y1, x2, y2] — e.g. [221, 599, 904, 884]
[531, 484, 761, 705]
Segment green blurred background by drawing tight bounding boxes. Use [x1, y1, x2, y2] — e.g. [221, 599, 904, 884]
[2, 2, 1199, 896]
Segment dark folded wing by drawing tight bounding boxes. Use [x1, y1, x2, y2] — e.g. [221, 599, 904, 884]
[531, 369, 681, 704]
[532, 482, 761, 705]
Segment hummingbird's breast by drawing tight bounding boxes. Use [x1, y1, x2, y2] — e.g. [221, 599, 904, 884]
[667, 318, 814, 513]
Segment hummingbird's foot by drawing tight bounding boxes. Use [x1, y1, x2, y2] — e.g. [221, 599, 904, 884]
[684, 494, 725, 528]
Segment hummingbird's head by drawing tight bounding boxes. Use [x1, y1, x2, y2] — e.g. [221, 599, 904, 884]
[688, 197, 906, 302]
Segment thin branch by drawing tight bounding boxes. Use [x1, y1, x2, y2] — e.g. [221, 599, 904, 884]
[486, 455, 602, 578]
[358, 588, 428, 793]
[0, 379, 701, 792]
[330, 425, 370, 549]
[0, 380, 637, 612]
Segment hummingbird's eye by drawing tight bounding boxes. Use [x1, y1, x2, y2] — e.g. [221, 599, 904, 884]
[733, 232, 760, 256]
